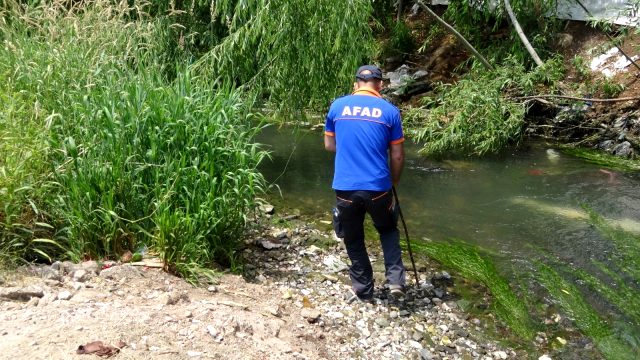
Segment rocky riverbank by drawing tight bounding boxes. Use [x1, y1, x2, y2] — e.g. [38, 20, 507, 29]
[0, 209, 556, 360]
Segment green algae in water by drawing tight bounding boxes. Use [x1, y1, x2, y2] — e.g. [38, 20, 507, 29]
[584, 206, 640, 279]
[536, 262, 638, 360]
[413, 240, 536, 339]
[560, 147, 640, 171]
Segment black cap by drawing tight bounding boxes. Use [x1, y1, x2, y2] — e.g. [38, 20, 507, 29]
[355, 65, 383, 81]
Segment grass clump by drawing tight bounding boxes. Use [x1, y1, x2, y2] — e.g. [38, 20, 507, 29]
[0, 2, 266, 278]
[413, 240, 536, 339]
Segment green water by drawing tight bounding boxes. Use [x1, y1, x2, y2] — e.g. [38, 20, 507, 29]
[257, 126, 640, 357]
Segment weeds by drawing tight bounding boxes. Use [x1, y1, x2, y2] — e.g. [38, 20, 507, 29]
[0, 1, 267, 279]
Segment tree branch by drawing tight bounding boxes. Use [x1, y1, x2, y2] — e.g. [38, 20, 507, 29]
[415, 0, 494, 71]
[503, 0, 543, 67]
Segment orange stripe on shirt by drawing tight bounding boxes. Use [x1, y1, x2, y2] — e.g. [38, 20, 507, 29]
[335, 117, 390, 127]
[390, 137, 405, 145]
[325, 131, 335, 136]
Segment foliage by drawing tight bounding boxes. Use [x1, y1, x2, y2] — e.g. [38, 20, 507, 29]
[601, 79, 626, 98]
[414, 240, 536, 339]
[408, 57, 564, 157]
[381, 20, 416, 60]
[572, 55, 591, 80]
[0, 1, 267, 278]
[192, 0, 374, 113]
[441, 0, 560, 66]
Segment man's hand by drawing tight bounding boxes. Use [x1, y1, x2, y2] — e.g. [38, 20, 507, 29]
[390, 142, 404, 185]
[324, 134, 336, 152]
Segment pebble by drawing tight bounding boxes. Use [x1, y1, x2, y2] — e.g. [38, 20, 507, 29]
[539, 355, 552, 360]
[57, 291, 72, 301]
[375, 318, 390, 328]
[493, 350, 508, 359]
[187, 351, 202, 357]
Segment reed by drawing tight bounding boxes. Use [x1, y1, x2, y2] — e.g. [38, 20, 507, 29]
[0, 1, 267, 279]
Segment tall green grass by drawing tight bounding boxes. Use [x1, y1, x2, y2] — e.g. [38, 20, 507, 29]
[0, 1, 266, 278]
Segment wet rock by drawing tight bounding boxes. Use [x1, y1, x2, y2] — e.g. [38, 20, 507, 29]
[0, 286, 45, 302]
[597, 140, 615, 152]
[612, 141, 634, 158]
[431, 271, 453, 288]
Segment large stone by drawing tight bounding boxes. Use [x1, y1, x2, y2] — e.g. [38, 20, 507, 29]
[612, 141, 634, 158]
[0, 286, 45, 302]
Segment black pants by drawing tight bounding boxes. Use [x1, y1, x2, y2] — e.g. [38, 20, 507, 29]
[335, 190, 406, 299]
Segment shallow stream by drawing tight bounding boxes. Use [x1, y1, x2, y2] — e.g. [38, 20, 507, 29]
[257, 126, 640, 357]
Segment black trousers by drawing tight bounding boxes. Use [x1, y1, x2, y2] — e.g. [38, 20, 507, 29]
[335, 190, 406, 299]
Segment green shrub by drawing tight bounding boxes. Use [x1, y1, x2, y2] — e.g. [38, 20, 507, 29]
[408, 57, 564, 157]
[381, 20, 415, 59]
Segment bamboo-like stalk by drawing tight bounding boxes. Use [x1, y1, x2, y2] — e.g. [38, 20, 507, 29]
[503, 0, 543, 67]
[415, 0, 494, 70]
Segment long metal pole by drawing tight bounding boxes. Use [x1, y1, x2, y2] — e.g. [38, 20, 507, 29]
[392, 186, 420, 287]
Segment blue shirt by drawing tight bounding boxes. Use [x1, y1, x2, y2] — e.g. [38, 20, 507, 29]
[325, 89, 404, 191]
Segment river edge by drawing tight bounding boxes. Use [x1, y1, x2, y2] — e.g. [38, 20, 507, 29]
[0, 206, 575, 360]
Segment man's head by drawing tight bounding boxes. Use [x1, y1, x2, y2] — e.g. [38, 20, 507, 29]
[354, 65, 383, 92]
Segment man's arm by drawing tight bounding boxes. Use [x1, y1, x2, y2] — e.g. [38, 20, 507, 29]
[324, 134, 336, 152]
[390, 142, 404, 185]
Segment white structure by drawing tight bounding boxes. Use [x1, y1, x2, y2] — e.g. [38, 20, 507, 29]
[427, 0, 639, 26]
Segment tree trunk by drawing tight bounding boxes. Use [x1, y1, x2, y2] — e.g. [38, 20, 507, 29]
[503, 0, 544, 67]
[415, 1, 494, 70]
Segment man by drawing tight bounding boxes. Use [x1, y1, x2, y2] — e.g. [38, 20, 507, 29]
[324, 64, 406, 301]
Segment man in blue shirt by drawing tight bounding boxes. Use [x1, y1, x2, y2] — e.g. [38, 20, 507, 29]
[324, 65, 406, 301]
